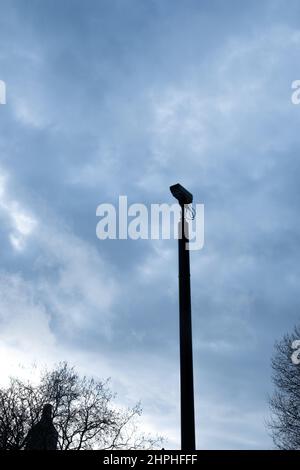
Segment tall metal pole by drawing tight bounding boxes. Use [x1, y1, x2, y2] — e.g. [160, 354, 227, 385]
[178, 202, 196, 451]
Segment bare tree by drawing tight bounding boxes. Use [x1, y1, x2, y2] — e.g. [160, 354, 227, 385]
[269, 325, 300, 449]
[0, 362, 163, 450]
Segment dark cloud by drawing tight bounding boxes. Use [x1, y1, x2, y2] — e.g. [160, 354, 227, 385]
[1, 0, 300, 449]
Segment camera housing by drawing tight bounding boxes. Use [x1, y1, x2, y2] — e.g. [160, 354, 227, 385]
[170, 183, 193, 205]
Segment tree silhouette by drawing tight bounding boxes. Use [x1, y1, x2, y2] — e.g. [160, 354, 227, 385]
[0, 362, 162, 450]
[269, 325, 300, 449]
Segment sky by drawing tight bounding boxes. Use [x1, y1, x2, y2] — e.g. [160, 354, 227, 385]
[0, 0, 300, 449]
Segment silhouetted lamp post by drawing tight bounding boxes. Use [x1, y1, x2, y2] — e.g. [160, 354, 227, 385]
[170, 183, 196, 451]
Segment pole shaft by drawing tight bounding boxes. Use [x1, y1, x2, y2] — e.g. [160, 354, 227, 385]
[178, 205, 196, 450]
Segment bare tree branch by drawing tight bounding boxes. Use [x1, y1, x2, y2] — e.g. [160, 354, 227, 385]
[0, 362, 163, 450]
[268, 325, 300, 449]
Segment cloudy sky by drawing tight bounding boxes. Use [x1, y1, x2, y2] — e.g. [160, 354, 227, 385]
[1, 0, 300, 449]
